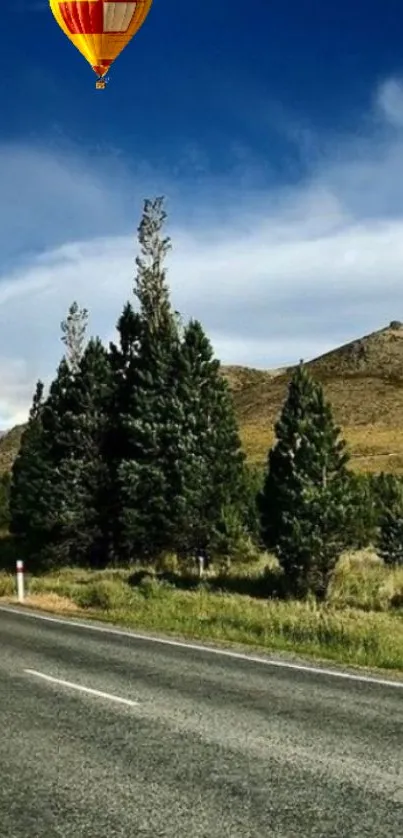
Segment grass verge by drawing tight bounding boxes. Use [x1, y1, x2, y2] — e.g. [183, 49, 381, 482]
[1, 552, 403, 676]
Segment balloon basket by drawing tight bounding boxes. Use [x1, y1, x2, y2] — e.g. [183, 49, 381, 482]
[95, 80, 106, 90]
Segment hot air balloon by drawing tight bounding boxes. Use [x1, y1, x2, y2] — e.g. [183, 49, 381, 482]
[49, 0, 153, 89]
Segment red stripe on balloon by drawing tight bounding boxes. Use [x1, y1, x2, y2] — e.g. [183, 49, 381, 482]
[59, 1, 142, 36]
[59, 1, 104, 35]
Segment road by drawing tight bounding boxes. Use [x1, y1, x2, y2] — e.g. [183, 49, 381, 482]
[0, 605, 402, 837]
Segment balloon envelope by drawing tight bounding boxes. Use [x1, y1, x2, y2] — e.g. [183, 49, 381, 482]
[49, 0, 153, 80]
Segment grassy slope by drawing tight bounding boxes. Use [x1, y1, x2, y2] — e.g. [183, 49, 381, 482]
[225, 323, 403, 472]
[2, 322, 403, 473]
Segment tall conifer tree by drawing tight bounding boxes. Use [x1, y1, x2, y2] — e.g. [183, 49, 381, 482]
[114, 198, 247, 561]
[170, 319, 246, 556]
[9, 381, 54, 563]
[47, 338, 112, 567]
[114, 198, 179, 559]
[260, 364, 352, 598]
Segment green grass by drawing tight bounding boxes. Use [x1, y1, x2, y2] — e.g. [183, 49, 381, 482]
[1, 550, 403, 674]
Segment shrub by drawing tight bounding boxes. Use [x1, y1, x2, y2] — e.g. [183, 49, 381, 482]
[72, 579, 132, 610]
[137, 575, 163, 598]
[0, 573, 14, 597]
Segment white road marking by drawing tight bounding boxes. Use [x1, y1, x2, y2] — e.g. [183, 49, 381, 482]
[24, 668, 139, 707]
[1, 604, 401, 690]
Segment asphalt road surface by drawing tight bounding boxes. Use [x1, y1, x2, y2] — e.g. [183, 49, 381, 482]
[0, 605, 402, 837]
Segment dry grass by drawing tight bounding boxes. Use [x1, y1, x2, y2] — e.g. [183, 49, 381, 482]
[1, 549, 402, 673]
[240, 421, 403, 472]
[328, 549, 403, 611]
[15, 593, 80, 613]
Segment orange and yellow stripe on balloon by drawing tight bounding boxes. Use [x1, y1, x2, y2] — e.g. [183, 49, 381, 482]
[49, 0, 153, 85]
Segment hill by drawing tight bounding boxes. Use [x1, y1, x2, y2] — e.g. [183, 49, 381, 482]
[1, 322, 403, 475]
[222, 321, 403, 473]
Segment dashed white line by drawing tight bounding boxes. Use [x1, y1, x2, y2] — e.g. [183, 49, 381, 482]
[24, 668, 139, 707]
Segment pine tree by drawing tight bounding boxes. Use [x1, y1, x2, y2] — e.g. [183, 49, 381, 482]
[11, 328, 112, 569]
[376, 480, 403, 567]
[242, 464, 264, 544]
[115, 197, 179, 560]
[39, 339, 112, 567]
[259, 364, 352, 599]
[171, 319, 247, 558]
[60, 338, 112, 566]
[9, 381, 55, 564]
[371, 472, 403, 526]
[113, 198, 247, 562]
[108, 302, 153, 561]
[11, 364, 86, 569]
[105, 303, 143, 561]
[17, 358, 81, 566]
[61, 301, 89, 373]
[344, 472, 377, 549]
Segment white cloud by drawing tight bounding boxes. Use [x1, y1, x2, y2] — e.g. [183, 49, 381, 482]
[1, 79, 403, 426]
[376, 78, 403, 128]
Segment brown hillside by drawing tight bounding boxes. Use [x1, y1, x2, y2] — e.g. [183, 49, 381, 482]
[1, 322, 403, 475]
[222, 365, 284, 392]
[222, 321, 403, 473]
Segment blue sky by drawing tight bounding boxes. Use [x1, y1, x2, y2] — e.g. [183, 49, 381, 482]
[1, 0, 403, 424]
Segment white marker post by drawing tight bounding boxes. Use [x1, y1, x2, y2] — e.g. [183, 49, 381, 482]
[16, 560, 25, 603]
